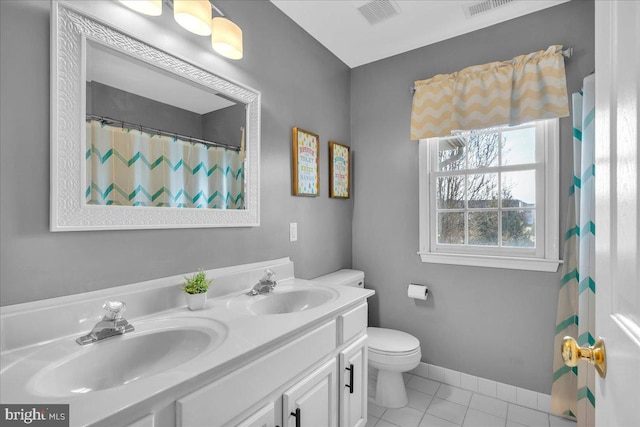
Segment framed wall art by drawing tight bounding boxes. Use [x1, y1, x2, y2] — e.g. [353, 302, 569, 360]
[292, 127, 320, 196]
[329, 141, 350, 199]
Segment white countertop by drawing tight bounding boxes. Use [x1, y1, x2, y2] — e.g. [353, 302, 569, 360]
[0, 277, 373, 426]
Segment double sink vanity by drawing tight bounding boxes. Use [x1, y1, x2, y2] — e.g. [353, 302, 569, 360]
[0, 258, 373, 427]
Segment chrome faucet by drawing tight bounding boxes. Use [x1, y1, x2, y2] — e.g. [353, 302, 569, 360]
[76, 300, 134, 345]
[247, 269, 278, 295]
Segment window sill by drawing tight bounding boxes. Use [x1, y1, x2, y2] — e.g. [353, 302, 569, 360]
[418, 252, 562, 272]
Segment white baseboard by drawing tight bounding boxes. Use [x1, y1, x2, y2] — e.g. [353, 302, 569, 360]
[410, 362, 552, 414]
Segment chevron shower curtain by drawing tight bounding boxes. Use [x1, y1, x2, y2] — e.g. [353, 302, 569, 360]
[551, 74, 596, 426]
[410, 45, 569, 140]
[86, 121, 244, 209]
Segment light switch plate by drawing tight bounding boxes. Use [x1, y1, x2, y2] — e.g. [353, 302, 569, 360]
[289, 222, 298, 242]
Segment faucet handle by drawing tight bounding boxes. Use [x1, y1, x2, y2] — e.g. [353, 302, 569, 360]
[263, 269, 276, 280]
[102, 300, 126, 320]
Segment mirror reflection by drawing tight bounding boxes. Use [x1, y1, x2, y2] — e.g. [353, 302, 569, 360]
[85, 41, 247, 209]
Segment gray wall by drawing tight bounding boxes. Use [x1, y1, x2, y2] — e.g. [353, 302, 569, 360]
[351, 0, 594, 394]
[203, 104, 246, 148]
[88, 82, 204, 138]
[88, 81, 246, 146]
[0, 0, 352, 305]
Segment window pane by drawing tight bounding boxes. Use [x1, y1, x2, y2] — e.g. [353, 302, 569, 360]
[502, 170, 536, 207]
[438, 212, 464, 244]
[468, 173, 499, 208]
[437, 176, 464, 208]
[437, 139, 466, 171]
[466, 131, 500, 169]
[502, 126, 536, 166]
[503, 210, 536, 247]
[468, 211, 498, 246]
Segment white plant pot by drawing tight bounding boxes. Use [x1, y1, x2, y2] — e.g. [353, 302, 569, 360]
[185, 292, 207, 310]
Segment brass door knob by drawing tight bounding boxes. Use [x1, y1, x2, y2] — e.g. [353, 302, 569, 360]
[561, 336, 607, 378]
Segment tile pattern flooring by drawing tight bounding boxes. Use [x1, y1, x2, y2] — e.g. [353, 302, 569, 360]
[366, 374, 577, 427]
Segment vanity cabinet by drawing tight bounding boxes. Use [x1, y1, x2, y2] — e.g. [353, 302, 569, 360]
[232, 359, 338, 427]
[126, 414, 155, 427]
[283, 359, 337, 427]
[175, 303, 369, 427]
[339, 336, 367, 427]
[176, 320, 336, 426]
[235, 403, 276, 427]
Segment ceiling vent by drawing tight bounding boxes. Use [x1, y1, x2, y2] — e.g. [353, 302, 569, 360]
[357, 0, 402, 25]
[464, 0, 516, 18]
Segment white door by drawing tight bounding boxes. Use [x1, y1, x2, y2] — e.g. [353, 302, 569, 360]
[594, 0, 640, 425]
[283, 359, 337, 427]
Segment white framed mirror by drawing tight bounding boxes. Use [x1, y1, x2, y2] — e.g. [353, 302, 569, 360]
[50, 2, 260, 231]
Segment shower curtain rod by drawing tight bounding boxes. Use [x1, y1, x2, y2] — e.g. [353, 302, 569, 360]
[409, 46, 574, 94]
[86, 114, 242, 151]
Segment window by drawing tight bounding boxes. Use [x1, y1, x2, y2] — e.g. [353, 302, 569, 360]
[418, 119, 561, 271]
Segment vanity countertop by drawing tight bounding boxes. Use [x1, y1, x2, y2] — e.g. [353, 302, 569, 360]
[0, 273, 373, 427]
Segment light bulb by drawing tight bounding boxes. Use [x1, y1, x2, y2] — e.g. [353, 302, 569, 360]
[174, 0, 212, 36]
[211, 17, 243, 60]
[119, 0, 162, 17]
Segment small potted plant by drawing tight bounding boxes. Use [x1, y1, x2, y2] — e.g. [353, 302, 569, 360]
[182, 270, 212, 310]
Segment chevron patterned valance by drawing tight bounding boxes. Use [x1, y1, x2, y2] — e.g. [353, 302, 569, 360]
[410, 45, 570, 140]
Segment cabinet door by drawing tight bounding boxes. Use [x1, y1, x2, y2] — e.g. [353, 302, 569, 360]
[235, 402, 276, 427]
[282, 359, 337, 427]
[339, 336, 367, 427]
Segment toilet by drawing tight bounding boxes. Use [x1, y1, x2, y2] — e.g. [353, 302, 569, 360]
[312, 269, 422, 408]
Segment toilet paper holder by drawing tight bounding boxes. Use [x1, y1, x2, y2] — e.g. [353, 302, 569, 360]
[408, 283, 429, 300]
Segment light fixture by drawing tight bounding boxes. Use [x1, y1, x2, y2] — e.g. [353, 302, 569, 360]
[119, 0, 162, 16]
[119, 0, 243, 60]
[211, 17, 243, 60]
[173, 0, 212, 36]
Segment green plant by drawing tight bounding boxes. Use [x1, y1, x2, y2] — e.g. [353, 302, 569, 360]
[182, 270, 212, 295]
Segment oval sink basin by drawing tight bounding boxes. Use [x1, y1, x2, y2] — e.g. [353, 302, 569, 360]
[228, 286, 338, 315]
[26, 317, 226, 397]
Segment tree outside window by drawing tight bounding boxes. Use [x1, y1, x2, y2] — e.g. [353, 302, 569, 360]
[435, 128, 535, 248]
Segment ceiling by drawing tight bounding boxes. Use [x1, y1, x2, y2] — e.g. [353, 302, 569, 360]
[270, 0, 570, 68]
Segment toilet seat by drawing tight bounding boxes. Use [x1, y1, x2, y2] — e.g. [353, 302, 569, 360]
[367, 327, 420, 354]
[369, 346, 420, 357]
[367, 327, 421, 371]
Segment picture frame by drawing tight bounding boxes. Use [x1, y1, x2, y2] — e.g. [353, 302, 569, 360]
[292, 127, 320, 196]
[329, 141, 350, 199]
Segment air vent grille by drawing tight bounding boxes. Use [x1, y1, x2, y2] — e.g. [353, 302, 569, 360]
[465, 0, 516, 18]
[357, 0, 402, 26]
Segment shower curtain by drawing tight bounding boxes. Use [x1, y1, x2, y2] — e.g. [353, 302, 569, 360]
[551, 74, 596, 426]
[86, 121, 244, 209]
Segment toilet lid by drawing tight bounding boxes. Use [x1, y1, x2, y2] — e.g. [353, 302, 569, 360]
[367, 327, 420, 354]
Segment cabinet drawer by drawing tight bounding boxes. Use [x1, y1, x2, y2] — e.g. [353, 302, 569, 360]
[177, 320, 336, 427]
[339, 303, 367, 345]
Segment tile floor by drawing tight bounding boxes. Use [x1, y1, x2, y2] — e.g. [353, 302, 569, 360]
[366, 374, 577, 427]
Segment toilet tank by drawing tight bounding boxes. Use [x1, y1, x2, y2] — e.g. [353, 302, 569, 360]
[312, 269, 365, 288]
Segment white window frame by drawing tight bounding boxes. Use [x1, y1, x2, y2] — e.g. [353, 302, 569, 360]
[418, 119, 561, 272]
